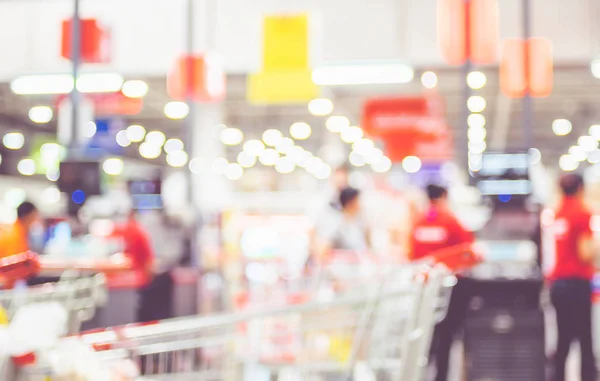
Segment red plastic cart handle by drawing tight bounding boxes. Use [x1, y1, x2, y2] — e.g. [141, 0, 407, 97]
[0, 251, 41, 284]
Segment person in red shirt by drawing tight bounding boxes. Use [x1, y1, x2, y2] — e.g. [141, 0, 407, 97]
[121, 210, 154, 277]
[549, 174, 597, 381]
[410, 184, 474, 381]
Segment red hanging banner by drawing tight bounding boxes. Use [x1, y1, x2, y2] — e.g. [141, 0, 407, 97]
[500, 38, 553, 98]
[437, 0, 499, 65]
[61, 19, 111, 64]
[167, 53, 226, 103]
[362, 95, 453, 162]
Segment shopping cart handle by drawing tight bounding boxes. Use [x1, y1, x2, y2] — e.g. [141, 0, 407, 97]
[0, 251, 41, 284]
[422, 243, 483, 272]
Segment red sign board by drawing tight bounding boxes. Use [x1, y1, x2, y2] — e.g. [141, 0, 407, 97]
[167, 53, 226, 103]
[61, 19, 111, 64]
[56, 93, 143, 116]
[362, 95, 453, 162]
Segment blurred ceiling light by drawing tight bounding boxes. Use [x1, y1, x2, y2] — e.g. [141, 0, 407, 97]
[28, 106, 53, 124]
[352, 139, 375, 156]
[326, 116, 350, 133]
[46, 169, 60, 182]
[466, 71, 487, 90]
[402, 156, 422, 173]
[371, 156, 393, 173]
[85, 121, 97, 138]
[116, 130, 131, 147]
[365, 148, 384, 164]
[212, 158, 229, 174]
[552, 119, 572, 136]
[0, 153, 2, 167]
[237, 152, 257, 168]
[528, 148, 542, 165]
[43, 187, 61, 204]
[313, 62, 414, 86]
[11, 74, 73, 95]
[305, 157, 324, 174]
[77, 73, 124, 93]
[220, 128, 244, 146]
[590, 125, 600, 140]
[349, 152, 366, 167]
[12, 72, 123, 95]
[469, 154, 483, 172]
[341, 126, 364, 144]
[592, 59, 600, 79]
[275, 157, 296, 174]
[467, 114, 486, 129]
[17, 158, 36, 176]
[588, 150, 600, 164]
[166, 150, 189, 167]
[139, 142, 161, 159]
[164, 138, 184, 154]
[468, 127, 487, 142]
[164, 101, 189, 120]
[559, 154, 579, 172]
[315, 164, 333, 180]
[224, 163, 244, 180]
[578, 135, 599, 152]
[295, 150, 314, 167]
[259, 149, 280, 166]
[467, 96, 487, 113]
[102, 158, 124, 176]
[3, 132, 25, 150]
[126, 125, 146, 142]
[121, 80, 149, 98]
[290, 122, 312, 140]
[275, 137, 295, 154]
[308, 99, 334, 116]
[569, 145, 587, 162]
[468, 141, 487, 155]
[243, 140, 266, 157]
[40, 143, 63, 161]
[146, 131, 166, 147]
[262, 129, 283, 147]
[421, 71, 438, 89]
[287, 145, 305, 161]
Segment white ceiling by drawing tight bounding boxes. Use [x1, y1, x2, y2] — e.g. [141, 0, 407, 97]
[0, 0, 597, 80]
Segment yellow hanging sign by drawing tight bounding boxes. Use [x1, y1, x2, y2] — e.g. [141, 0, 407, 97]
[247, 14, 318, 103]
[263, 14, 309, 71]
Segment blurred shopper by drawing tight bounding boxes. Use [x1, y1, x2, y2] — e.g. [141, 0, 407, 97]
[549, 174, 597, 381]
[316, 187, 370, 259]
[0, 201, 40, 258]
[410, 184, 473, 381]
[118, 210, 155, 277]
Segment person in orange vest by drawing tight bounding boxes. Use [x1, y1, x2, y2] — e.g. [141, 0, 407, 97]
[410, 184, 474, 381]
[0, 201, 40, 259]
[549, 174, 597, 381]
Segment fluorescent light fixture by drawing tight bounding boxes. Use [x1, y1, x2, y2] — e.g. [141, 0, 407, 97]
[164, 102, 189, 120]
[477, 180, 532, 195]
[3, 132, 25, 150]
[164, 139, 184, 154]
[312, 61, 414, 86]
[290, 122, 312, 140]
[592, 59, 600, 79]
[11, 73, 124, 95]
[77, 73, 124, 93]
[17, 158, 36, 176]
[308, 99, 333, 116]
[421, 71, 438, 89]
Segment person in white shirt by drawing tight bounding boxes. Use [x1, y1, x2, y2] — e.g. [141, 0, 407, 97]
[315, 187, 370, 258]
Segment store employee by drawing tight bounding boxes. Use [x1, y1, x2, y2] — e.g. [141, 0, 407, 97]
[410, 184, 473, 381]
[0, 201, 40, 259]
[549, 173, 597, 381]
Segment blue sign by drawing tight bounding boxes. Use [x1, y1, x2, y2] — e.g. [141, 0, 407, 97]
[85, 118, 126, 157]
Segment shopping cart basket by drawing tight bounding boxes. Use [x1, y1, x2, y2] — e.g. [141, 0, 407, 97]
[17, 244, 480, 381]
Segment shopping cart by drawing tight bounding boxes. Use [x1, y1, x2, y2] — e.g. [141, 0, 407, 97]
[17, 244, 480, 381]
[0, 252, 108, 335]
